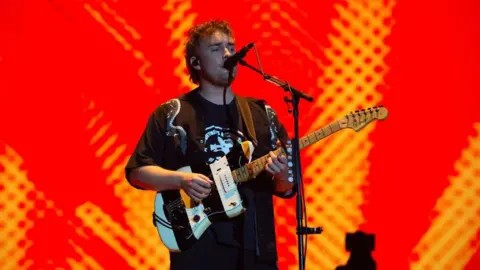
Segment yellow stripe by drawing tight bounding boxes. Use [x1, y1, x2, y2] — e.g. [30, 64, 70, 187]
[411, 123, 480, 269]
[95, 134, 118, 158]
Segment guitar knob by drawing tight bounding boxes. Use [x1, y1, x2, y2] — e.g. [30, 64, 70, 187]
[193, 215, 200, 223]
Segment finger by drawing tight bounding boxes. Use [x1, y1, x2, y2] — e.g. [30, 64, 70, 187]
[189, 193, 202, 202]
[267, 156, 274, 165]
[267, 157, 282, 173]
[278, 154, 288, 164]
[271, 156, 284, 168]
[267, 162, 281, 174]
[189, 189, 205, 201]
[195, 176, 213, 188]
[197, 174, 213, 184]
[193, 183, 211, 194]
[265, 166, 275, 175]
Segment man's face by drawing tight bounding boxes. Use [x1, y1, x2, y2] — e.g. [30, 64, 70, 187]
[194, 31, 237, 87]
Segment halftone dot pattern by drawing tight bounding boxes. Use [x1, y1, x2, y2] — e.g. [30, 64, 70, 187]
[0, 144, 33, 269]
[83, 1, 154, 88]
[0, 143, 43, 270]
[410, 123, 480, 270]
[76, 202, 165, 269]
[80, 99, 168, 269]
[66, 240, 103, 270]
[164, 0, 198, 91]
[302, 0, 394, 269]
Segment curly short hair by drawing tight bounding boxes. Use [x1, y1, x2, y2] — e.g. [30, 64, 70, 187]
[185, 20, 235, 85]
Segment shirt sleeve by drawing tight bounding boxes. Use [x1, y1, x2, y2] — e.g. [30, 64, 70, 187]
[125, 108, 166, 188]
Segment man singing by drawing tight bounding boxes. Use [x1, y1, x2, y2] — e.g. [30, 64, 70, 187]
[125, 19, 295, 270]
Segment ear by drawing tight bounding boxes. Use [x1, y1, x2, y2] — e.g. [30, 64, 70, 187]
[190, 56, 201, 70]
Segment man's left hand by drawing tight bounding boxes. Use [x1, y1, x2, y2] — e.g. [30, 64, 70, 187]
[265, 151, 294, 195]
[265, 151, 289, 181]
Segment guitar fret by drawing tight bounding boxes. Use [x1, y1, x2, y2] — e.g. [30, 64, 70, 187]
[255, 158, 263, 176]
[239, 169, 245, 182]
[301, 137, 308, 148]
[334, 121, 341, 131]
[330, 122, 341, 133]
[252, 162, 258, 176]
[323, 127, 331, 137]
[257, 159, 263, 174]
[318, 128, 325, 139]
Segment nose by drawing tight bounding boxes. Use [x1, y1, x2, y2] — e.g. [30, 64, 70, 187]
[224, 47, 232, 58]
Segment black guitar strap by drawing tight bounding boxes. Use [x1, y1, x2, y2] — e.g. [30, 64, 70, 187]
[235, 96, 258, 147]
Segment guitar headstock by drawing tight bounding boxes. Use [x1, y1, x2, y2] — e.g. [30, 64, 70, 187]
[339, 106, 389, 131]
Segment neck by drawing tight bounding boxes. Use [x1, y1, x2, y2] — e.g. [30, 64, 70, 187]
[199, 87, 234, 105]
[198, 81, 234, 105]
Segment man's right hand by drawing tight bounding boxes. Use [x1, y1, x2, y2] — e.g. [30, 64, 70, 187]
[180, 173, 213, 202]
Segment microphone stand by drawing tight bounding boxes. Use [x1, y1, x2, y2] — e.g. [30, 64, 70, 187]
[238, 59, 322, 270]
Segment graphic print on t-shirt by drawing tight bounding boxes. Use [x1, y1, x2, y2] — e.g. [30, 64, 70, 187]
[204, 125, 245, 164]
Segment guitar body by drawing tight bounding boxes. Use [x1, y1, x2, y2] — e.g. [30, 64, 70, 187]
[153, 141, 254, 252]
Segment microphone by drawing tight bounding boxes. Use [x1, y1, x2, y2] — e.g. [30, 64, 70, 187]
[223, 42, 254, 70]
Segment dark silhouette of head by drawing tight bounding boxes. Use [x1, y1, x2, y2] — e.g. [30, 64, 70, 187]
[336, 231, 376, 270]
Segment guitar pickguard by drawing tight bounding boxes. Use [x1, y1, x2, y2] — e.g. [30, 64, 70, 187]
[209, 155, 245, 218]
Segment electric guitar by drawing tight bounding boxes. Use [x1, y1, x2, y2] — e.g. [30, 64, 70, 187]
[153, 106, 388, 252]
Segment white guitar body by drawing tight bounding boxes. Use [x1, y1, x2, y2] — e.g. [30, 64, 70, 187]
[153, 142, 254, 252]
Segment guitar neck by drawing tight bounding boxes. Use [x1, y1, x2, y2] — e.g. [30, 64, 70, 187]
[232, 120, 344, 183]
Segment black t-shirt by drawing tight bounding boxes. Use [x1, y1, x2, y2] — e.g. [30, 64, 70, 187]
[196, 93, 257, 251]
[125, 88, 293, 262]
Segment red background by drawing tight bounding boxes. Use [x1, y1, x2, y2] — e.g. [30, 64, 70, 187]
[1, 0, 479, 269]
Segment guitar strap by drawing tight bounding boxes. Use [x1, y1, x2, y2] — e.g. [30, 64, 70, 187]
[235, 96, 258, 147]
[264, 104, 280, 150]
